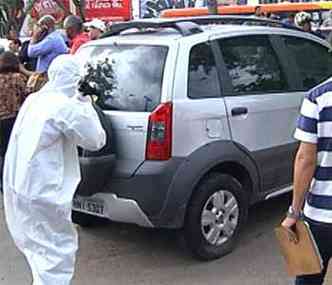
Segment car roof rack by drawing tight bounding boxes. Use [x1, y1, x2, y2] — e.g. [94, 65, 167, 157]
[178, 15, 302, 29]
[101, 20, 204, 38]
[101, 15, 303, 38]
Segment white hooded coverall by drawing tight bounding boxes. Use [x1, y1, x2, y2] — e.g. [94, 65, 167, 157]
[3, 54, 106, 285]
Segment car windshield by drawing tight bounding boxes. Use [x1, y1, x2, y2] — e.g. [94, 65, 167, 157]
[78, 44, 168, 112]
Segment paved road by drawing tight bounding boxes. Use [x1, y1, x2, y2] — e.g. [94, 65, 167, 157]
[1, 193, 329, 285]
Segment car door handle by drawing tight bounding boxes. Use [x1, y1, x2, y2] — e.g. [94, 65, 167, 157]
[231, 107, 248, 117]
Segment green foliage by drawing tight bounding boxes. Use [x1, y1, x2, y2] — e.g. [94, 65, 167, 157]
[0, 0, 35, 37]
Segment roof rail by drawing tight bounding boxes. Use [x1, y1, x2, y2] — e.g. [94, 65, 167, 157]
[185, 15, 304, 31]
[101, 15, 304, 39]
[101, 20, 204, 38]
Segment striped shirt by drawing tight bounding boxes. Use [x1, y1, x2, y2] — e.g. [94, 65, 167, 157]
[295, 78, 332, 223]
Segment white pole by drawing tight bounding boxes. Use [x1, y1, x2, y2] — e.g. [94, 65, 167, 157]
[132, 0, 141, 19]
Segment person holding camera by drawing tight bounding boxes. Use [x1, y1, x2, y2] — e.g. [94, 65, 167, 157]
[28, 15, 68, 73]
[3, 54, 106, 285]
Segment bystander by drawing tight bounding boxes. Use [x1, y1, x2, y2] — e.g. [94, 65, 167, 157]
[0, 52, 28, 191]
[28, 15, 68, 73]
[322, 10, 332, 27]
[85, 19, 106, 41]
[254, 6, 264, 17]
[64, 15, 90, 54]
[282, 13, 296, 26]
[9, 39, 21, 56]
[295, 11, 324, 39]
[282, 77, 332, 285]
[19, 39, 37, 72]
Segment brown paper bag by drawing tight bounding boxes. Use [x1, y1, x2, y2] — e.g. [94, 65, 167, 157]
[275, 220, 323, 276]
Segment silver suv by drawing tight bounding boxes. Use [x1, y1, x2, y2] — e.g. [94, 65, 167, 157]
[72, 16, 332, 260]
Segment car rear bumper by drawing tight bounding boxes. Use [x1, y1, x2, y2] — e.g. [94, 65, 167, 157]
[73, 157, 185, 228]
[73, 193, 154, 227]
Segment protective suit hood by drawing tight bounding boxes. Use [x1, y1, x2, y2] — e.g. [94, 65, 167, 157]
[42, 54, 81, 97]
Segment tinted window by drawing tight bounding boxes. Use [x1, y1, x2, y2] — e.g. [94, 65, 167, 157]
[218, 35, 288, 95]
[281, 36, 332, 90]
[79, 45, 168, 112]
[188, 42, 221, 99]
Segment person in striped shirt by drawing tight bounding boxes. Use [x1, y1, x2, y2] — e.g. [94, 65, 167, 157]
[282, 78, 332, 285]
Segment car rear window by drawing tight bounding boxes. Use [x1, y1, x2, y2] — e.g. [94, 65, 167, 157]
[78, 44, 168, 112]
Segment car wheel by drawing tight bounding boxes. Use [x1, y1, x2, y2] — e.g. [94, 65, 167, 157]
[72, 211, 101, 227]
[184, 173, 248, 261]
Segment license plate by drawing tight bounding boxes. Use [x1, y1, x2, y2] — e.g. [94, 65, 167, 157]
[73, 197, 105, 216]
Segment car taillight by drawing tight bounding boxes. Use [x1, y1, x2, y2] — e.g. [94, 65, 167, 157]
[146, 102, 172, 161]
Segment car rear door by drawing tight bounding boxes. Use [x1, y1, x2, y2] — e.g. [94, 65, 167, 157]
[76, 41, 176, 180]
[214, 33, 303, 193]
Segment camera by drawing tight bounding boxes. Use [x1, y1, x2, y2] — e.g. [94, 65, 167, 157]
[78, 78, 100, 97]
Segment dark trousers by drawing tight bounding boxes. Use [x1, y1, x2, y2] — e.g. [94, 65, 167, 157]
[0, 117, 16, 156]
[0, 117, 16, 188]
[295, 217, 332, 285]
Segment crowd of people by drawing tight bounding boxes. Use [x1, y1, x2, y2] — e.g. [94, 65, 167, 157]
[4, 14, 106, 72]
[254, 7, 324, 37]
[251, 6, 332, 41]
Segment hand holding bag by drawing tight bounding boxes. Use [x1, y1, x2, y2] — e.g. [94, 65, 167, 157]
[275, 220, 323, 276]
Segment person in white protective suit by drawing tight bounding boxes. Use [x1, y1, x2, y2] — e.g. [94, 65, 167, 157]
[3, 54, 106, 285]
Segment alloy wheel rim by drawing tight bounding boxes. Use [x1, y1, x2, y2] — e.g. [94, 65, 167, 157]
[201, 190, 239, 246]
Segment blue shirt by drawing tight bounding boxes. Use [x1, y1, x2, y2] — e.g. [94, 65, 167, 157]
[295, 78, 332, 223]
[282, 19, 295, 26]
[28, 30, 68, 73]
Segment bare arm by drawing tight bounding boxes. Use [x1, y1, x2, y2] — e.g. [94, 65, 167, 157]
[292, 142, 317, 212]
[19, 64, 34, 78]
[282, 142, 317, 227]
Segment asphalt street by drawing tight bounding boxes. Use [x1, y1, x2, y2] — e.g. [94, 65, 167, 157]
[1, 193, 330, 285]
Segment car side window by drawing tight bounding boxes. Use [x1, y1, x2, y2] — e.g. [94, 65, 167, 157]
[281, 36, 332, 90]
[188, 42, 221, 99]
[218, 35, 288, 95]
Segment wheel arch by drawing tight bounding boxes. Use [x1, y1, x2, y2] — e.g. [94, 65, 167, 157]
[200, 161, 254, 202]
[155, 140, 261, 228]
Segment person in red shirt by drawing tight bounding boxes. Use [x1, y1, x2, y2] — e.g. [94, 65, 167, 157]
[64, 15, 90, 54]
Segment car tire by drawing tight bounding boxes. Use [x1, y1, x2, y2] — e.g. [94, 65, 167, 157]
[184, 173, 248, 261]
[72, 211, 101, 227]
